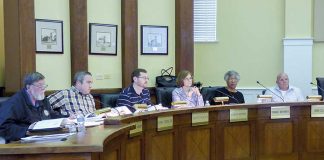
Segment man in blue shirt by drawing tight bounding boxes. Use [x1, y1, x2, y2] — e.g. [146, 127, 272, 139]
[0, 72, 62, 142]
[116, 68, 152, 112]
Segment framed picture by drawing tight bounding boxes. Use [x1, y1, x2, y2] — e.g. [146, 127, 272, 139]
[35, 19, 63, 53]
[141, 25, 168, 55]
[89, 23, 117, 55]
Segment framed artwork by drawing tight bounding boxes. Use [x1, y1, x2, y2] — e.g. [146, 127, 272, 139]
[89, 23, 117, 55]
[35, 19, 63, 53]
[141, 25, 168, 55]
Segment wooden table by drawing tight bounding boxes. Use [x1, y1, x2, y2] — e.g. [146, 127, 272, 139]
[1, 101, 324, 160]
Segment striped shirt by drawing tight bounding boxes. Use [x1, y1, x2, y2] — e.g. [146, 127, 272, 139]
[48, 86, 96, 116]
[116, 85, 152, 112]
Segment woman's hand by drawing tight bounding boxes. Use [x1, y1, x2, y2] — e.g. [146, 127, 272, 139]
[192, 86, 201, 96]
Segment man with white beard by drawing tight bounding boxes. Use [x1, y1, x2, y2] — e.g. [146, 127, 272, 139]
[0, 72, 62, 142]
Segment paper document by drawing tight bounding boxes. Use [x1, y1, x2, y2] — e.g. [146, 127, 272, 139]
[32, 118, 65, 130]
[21, 133, 75, 142]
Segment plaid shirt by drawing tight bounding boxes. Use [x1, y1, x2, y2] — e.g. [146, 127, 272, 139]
[48, 86, 96, 116]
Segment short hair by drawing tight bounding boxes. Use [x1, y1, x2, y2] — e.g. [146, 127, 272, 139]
[73, 71, 92, 85]
[224, 70, 240, 81]
[24, 72, 45, 87]
[176, 70, 193, 87]
[131, 68, 147, 82]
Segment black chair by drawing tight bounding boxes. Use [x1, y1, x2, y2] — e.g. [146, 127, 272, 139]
[155, 87, 176, 108]
[316, 77, 324, 97]
[100, 93, 120, 108]
[200, 86, 221, 102]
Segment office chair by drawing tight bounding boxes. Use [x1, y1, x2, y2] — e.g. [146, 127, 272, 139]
[200, 86, 221, 102]
[100, 93, 120, 108]
[155, 87, 176, 108]
[316, 77, 324, 97]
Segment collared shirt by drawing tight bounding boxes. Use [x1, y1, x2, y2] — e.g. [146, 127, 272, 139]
[0, 88, 61, 142]
[172, 87, 204, 107]
[116, 85, 152, 113]
[265, 85, 305, 102]
[48, 86, 96, 116]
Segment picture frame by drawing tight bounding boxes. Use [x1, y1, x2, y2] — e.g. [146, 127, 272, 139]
[35, 19, 63, 54]
[141, 25, 168, 55]
[89, 23, 118, 55]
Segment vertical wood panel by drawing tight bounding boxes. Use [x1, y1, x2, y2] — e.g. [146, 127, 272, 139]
[121, 0, 138, 87]
[4, 0, 35, 92]
[70, 0, 88, 82]
[175, 0, 194, 74]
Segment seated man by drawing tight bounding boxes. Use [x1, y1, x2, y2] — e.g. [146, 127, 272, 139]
[0, 72, 62, 142]
[48, 71, 96, 116]
[116, 68, 152, 113]
[265, 72, 304, 102]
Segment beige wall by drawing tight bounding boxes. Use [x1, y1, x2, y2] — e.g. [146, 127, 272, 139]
[0, 0, 323, 90]
[195, 0, 285, 87]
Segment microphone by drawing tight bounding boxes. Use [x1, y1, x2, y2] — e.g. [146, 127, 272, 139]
[93, 98, 121, 116]
[310, 82, 324, 95]
[214, 89, 240, 103]
[256, 81, 285, 102]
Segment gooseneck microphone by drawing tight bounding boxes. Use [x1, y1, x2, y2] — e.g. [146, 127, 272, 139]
[310, 82, 324, 94]
[256, 81, 285, 102]
[215, 89, 240, 103]
[94, 98, 121, 116]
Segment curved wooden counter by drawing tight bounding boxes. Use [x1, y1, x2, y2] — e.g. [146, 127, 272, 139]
[1, 101, 324, 160]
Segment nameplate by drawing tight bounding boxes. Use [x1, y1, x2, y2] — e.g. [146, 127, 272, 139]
[230, 108, 248, 122]
[157, 116, 173, 131]
[192, 112, 209, 126]
[271, 106, 290, 119]
[311, 105, 324, 117]
[129, 121, 143, 137]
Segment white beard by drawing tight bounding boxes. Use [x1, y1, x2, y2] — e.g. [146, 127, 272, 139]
[30, 90, 45, 100]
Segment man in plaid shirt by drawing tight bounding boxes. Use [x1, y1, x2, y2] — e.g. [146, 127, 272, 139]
[48, 71, 96, 116]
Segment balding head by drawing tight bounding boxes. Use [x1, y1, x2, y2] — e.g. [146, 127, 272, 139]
[276, 72, 289, 91]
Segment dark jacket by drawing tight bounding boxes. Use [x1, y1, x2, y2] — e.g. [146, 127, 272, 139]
[0, 88, 61, 142]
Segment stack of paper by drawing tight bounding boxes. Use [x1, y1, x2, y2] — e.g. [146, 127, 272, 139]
[21, 133, 75, 143]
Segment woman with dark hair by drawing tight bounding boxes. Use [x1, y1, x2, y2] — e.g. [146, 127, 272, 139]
[172, 70, 204, 107]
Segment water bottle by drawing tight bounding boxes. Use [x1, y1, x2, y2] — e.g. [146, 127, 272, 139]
[76, 114, 86, 132]
[205, 100, 210, 107]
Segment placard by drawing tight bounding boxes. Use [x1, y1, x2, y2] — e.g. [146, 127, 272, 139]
[157, 116, 173, 131]
[311, 105, 324, 117]
[129, 121, 143, 137]
[271, 106, 290, 119]
[230, 109, 248, 122]
[192, 112, 209, 126]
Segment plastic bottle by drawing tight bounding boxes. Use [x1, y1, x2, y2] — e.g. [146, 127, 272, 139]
[76, 113, 86, 132]
[205, 100, 210, 107]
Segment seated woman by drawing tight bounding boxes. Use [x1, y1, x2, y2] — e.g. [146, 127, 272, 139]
[210, 70, 245, 105]
[172, 70, 204, 107]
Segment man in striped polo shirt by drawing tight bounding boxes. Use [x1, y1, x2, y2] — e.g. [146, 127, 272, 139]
[116, 68, 152, 113]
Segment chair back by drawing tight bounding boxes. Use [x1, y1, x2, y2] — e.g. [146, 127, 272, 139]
[100, 93, 120, 108]
[155, 87, 176, 108]
[316, 77, 324, 97]
[200, 86, 221, 102]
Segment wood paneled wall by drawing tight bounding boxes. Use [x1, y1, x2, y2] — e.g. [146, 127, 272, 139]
[3, 0, 194, 92]
[4, 0, 36, 92]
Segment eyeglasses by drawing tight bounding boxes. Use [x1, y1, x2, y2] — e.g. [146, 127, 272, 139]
[32, 84, 48, 89]
[184, 77, 193, 81]
[137, 76, 150, 80]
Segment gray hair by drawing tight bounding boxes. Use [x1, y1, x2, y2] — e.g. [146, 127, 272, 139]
[224, 70, 240, 81]
[24, 72, 45, 87]
[73, 71, 92, 85]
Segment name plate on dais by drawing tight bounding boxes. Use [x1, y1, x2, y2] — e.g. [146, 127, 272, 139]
[157, 116, 173, 131]
[311, 105, 324, 117]
[271, 106, 290, 119]
[192, 112, 209, 126]
[129, 121, 143, 137]
[230, 108, 248, 122]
